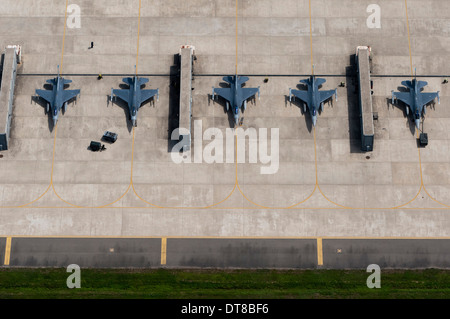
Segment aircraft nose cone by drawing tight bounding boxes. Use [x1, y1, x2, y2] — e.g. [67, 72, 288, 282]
[312, 116, 317, 127]
[415, 119, 420, 130]
[132, 119, 136, 127]
[53, 118, 58, 127]
[235, 116, 239, 126]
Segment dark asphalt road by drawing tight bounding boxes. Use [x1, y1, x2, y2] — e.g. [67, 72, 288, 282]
[166, 238, 318, 268]
[1, 237, 449, 269]
[7, 237, 162, 267]
[0, 237, 5, 265]
[322, 239, 450, 269]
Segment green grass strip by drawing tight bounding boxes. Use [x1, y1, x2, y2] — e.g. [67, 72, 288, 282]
[0, 268, 449, 299]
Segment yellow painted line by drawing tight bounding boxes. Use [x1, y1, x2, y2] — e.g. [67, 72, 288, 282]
[235, 0, 238, 74]
[4, 237, 12, 266]
[308, 0, 314, 75]
[404, 0, 414, 78]
[317, 237, 323, 266]
[2, 0, 449, 212]
[60, 0, 69, 74]
[135, 0, 142, 74]
[2, 235, 448, 240]
[314, 124, 424, 210]
[161, 237, 167, 265]
[3, 205, 450, 210]
[403, 1, 449, 208]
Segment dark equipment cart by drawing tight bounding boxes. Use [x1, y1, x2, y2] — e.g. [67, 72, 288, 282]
[90, 141, 105, 152]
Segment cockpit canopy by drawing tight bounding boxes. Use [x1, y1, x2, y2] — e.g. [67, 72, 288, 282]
[415, 110, 420, 119]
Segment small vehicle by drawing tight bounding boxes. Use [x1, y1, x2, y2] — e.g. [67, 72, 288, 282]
[419, 133, 428, 147]
[102, 131, 118, 143]
[90, 141, 105, 152]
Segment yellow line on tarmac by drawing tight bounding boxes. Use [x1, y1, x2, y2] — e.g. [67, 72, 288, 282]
[161, 237, 167, 265]
[404, 0, 414, 79]
[316, 237, 323, 266]
[1, 235, 450, 240]
[308, 0, 314, 74]
[135, 0, 142, 74]
[235, 0, 239, 74]
[60, 0, 69, 74]
[4, 237, 12, 266]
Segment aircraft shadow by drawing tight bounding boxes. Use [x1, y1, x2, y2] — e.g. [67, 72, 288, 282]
[107, 93, 133, 133]
[386, 98, 417, 136]
[343, 57, 365, 154]
[288, 84, 315, 133]
[31, 95, 54, 132]
[167, 53, 181, 153]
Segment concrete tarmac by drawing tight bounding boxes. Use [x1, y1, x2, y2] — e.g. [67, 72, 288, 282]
[1, 0, 450, 269]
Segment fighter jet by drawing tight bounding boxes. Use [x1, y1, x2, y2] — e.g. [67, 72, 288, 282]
[391, 72, 440, 130]
[289, 76, 337, 127]
[35, 65, 80, 127]
[211, 75, 260, 126]
[110, 76, 159, 127]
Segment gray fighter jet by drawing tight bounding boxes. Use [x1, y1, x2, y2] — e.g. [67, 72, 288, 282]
[211, 75, 260, 126]
[289, 76, 337, 127]
[110, 76, 159, 127]
[391, 73, 440, 130]
[35, 65, 80, 127]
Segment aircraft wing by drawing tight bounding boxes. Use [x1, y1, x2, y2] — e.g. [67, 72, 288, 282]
[240, 87, 259, 102]
[61, 89, 80, 104]
[139, 89, 159, 106]
[112, 89, 131, 104]
[46, 79, 57, 85]
[137, 78, 149, 86]
[419, 92, 439, 106]
[315, 78, 326, 87]
[222, 76, 234, 84]
[35, 89, 54, 104]
[318, 90, 336, 104]
[290, 89, 311, 106]
[238, 76, 250, 85]
[393, 92, 412, 106]
[213, 87, 233, 103]
[122, 77, 134, 86]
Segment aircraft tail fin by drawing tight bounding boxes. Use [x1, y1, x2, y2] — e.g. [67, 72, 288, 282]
[417, 80, 428, 90]
[137, 77, 149, 86]
[315, 77, 326, 87]
[300, 78, 311, 86]
[237, 76, 249, 85]
[401, 80, 414, 89]
[222, 76, 235, 84]
[122, 77, 134, 86]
